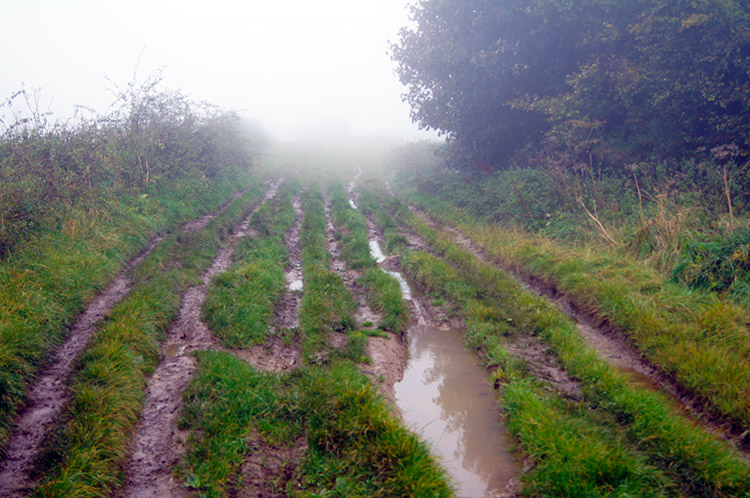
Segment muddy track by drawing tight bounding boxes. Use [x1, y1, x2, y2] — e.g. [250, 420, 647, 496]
[234, 194, 305, 374]
[403, 194, 750, 457]
[120, 180, 283, 498]
[182, 185, 254, 233]
[234, 433, 307, 498]
[322, 190, 381, 328]
[0, 235, 164, 498]
[372, 198, 581, 404]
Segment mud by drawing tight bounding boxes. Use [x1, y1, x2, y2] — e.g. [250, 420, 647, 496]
[360, 334, 407, 404]
[322, 190, 381, 328]
[503, 335, 581, 400]
[231, 334, 301, 373]
[0, 236, 167, 497]
[423, 206, 750, 456]
[274, 195, 304, 331]
[235, 433, 307, 498]
[120, 180, 283, 498]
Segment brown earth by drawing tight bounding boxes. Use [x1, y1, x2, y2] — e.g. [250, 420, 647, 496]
[120, 180, 283, 498]
[234, 433, 307, 498]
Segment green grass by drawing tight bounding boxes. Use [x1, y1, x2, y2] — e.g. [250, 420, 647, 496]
[179, 351, 454, 498]
[0, 172, 254, 450]
[33, 183, 268, 497]
[203, 184, 296, 347]
[364, 185, 750, 497]
[299, 185, 356, 359]
[327, 183, 408, 334]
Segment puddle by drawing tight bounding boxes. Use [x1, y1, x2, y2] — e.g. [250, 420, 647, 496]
[395, 326, 520, 497]
[369, 239, 412, 299]
[384, 270, 413, 300]
[369, 240, 387, 263]
[349, 199, 358, 210]
[288, 279, 303, 291]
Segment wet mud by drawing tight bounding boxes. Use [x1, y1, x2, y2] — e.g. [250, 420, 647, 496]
[322, 190, 381, 328]
[347, 178, 522, 497]
[275, 195, 304, 331]
[0, 236, 166, 497]
[235, 433, 307, 498]
[121, 180, 282, 498]
[231, 335, 301, 373]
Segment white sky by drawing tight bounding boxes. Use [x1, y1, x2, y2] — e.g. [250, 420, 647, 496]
[1, 0, 436, 142]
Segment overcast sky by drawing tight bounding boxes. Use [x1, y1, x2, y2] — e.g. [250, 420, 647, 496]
[1, 0, 437, 142]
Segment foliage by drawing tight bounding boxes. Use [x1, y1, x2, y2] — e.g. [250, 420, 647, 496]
[672, 226, 750, 304]
[0, 79, 266, 257]
[391, 0, 750, 186]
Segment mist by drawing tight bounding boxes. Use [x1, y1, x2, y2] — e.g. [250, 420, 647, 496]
[1, 0, 438, 144]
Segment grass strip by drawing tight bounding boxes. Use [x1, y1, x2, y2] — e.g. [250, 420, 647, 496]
[179, 351, 453, 498]
[404, 186, 750, 431]
[203, 184, 296, 347]
[33, 183, 268, 497]
[0, 173, 252, 448]
[328, 183, 408, 334]
[298, 185, 355, 359]
[366, 186, 750, 497]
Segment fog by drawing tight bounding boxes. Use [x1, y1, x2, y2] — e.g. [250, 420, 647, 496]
[1, 0, 437, 143]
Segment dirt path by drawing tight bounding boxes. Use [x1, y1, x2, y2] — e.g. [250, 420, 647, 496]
[322, 190, 381, 328]
[233, 194, 305, 373]
[403, 194, 750, 457]
[120, 180, 282, 498]
[0, 237, 163, 498]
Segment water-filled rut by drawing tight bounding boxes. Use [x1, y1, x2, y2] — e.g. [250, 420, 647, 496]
[396, 325, 520, 497]
[351, 179, 520, 496]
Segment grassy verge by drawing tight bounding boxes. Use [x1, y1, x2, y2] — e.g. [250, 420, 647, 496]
[327, 183, 408, 334]
[202, 183, 296, 347]
[179, 351, 453, 497]
[365, 185, 750, 497]
[0, 172, 253, 449]
[33, 183, 268, 497]
[402, 187, 750, 432]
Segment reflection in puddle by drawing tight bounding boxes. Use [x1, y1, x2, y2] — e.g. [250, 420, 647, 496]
[395, 326, 519, 497]
[349, 199, 358, 209]
[384, 270, 412, 300]
[288, 280, 303, 291]
[368, 240, 387, 263]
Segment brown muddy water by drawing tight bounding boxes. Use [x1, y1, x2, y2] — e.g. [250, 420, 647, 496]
[365, 240, 519, 496]
[395, 325, 520, 497]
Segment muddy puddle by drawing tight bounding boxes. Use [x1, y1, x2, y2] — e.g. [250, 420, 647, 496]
[395, 325, 519, 497]
[369, 240, 387, 263]
[366, 238, 517, 496]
